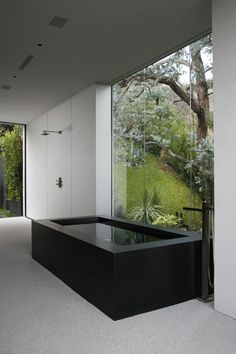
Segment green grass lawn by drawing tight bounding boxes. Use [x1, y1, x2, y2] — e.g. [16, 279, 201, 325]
[114, 154, 202, 229]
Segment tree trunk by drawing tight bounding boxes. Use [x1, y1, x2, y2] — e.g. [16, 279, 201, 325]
[190, 47, 209, 139]
[118, 46, 210, 140]
[158, 77, 207, 140]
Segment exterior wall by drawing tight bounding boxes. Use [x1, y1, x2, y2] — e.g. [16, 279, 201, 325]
[26, 84, 111, 219]
[213, 0, 236, 319]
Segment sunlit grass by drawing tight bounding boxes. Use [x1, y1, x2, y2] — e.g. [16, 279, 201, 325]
[114, 154, 202, 229]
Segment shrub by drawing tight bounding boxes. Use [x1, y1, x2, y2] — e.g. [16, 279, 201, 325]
[127, 188, 162, 224]
[1, 126, 23, 201]
[185, 138, 214, 203]
[153, 214, 180, 228]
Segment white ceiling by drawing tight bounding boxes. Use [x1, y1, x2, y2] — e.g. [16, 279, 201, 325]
[0, 0, 211, 124]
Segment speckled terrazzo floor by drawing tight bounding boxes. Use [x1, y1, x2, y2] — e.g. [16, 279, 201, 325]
[0, 217, 236, 354]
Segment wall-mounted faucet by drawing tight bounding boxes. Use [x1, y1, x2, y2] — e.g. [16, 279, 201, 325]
[56, 177, 63, 188]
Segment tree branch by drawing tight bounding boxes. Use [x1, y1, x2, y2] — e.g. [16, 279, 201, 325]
[120, 73, 202, 117]
[116, 78, 135, 103]
[157, 77, 203, 116]
[120, 134, 190, 165]
[205, 66, 213, 73]
[145, 141, 189, 164]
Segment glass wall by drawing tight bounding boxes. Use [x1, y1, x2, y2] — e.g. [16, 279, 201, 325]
[112, 34, 213, 231]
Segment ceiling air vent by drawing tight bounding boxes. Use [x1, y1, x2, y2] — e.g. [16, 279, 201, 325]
[19, 55, 34, 70]
[49, 16, 68, 28]
[1, 85, 11, 90]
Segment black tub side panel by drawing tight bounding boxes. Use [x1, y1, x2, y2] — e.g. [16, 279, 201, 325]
[32, 221, 114, 318]
[114, 241, 201, 319]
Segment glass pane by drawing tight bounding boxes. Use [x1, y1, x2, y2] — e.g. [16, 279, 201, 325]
[112, 34, 213, 232]
[113, 69, 146, 221]
[186, 34, 214, 231]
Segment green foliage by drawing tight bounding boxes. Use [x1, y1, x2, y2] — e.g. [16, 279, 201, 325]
[127, 188, 162, 224]
[0, 208, 16, 217]
[1, 126, 23, 201]
[153, 214, 180, 228]
[145, 102, 190, 175]
[0, 125, 14, 138]
[186, 138, 214, 202]
[113, 83, 191, 171]
[114, 154, 202, 229]
[113, 34, 213, 231]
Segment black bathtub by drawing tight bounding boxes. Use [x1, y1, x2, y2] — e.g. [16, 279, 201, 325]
[32, 216, 202, 320]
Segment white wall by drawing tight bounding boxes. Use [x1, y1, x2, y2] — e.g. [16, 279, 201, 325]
[71, 85, 96, 216]
[26, 84, 111, 219]
[26, 114, 48, 219]
[96, 85, 112, 215]
[213, 0, 236, 319]
[47, 99, 72, 218]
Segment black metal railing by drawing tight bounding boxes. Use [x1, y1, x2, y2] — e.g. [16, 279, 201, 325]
[183, 199, 214, 301]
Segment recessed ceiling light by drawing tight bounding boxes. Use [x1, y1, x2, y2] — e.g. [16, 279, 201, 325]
[1, 85, 11, 90]
[49, 16, 68, 28]
[18, 55, 34, 70]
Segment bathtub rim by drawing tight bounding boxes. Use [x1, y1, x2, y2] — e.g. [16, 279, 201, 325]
[32, 215, 202, 254]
